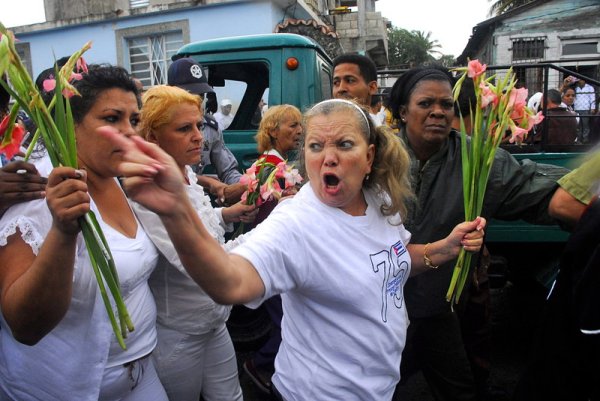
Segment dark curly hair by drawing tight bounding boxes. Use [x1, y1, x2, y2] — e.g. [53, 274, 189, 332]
[70, 64, 141, 124]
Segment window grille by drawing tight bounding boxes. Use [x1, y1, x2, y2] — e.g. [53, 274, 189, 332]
[130, 0, 149, 8]
[127, 31, 183, 87]
[512, 37, 545, 62]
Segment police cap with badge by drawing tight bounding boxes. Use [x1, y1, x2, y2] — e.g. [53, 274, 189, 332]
[167, 58, 214, 95]
[167, 57, 219, 130]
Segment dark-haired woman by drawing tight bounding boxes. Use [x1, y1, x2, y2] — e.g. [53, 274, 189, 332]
[0, 65, 168, 401]
[387, 65, 568, 400]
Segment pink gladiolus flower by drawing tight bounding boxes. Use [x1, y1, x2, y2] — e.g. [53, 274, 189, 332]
[260, 183, 272, 201]
[43, 78, 56, 92]
[508, 87, 528, 109]
[284, 168, 303, 188]
[260, 180, 282, 201]
[246, 163, 257, 176]
[526, 111, 545, 130]
[0, 117, 25, 160]
[508, 88, 529, 121]
[509, 124, 528, 145]
[241, 191, 249, 203]
[240, 175, 258, 193]
[70, 72, 83, 81]
[479, 82, 498, 109]
[275, 161, 287, 179]
[76, 57, 89, 74]
[62, 88, 76, 99]
[467, 60, 486, 78]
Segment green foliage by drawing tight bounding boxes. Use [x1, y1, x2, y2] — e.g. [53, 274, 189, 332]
[387, 26, 454, 68]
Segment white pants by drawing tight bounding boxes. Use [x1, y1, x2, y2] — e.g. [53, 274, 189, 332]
[100, 356, 168, 401]
[152, 323, 243, 401]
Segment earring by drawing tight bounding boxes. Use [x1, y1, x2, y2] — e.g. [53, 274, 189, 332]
[365, 174, 370, 182]
[401, 118, 406, 122]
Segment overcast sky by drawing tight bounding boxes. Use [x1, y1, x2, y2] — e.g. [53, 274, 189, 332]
[375, 0, 492, 56]
[2, 0, 493, 56]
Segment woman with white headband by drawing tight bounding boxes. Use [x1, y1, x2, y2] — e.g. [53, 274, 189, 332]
[102, 98, 487, 401]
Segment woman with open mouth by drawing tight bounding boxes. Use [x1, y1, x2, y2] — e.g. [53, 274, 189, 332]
[104, 98, 486, 401]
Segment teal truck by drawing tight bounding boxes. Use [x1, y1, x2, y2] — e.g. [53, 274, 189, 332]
[175, 35, 594, 287]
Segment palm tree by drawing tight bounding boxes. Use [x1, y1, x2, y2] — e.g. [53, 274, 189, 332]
[488, 0, 535, 16]
[411, 30, 442, 64]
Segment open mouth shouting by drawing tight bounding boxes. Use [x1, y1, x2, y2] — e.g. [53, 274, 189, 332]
[323, 173, 341, 193]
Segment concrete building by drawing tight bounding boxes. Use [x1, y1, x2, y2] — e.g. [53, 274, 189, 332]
[458, 0, 600, 91]
[9, 0, 389, 85]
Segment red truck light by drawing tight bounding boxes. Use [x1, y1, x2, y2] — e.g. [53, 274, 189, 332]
[286, 57, 299, 70]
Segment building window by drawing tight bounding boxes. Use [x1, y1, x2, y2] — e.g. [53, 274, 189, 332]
[115, 21, 190, 88]
[127, 32, 183, 87]
[130, 0, 149, 8]
[512, 37, 545, 62]
[562, 41, 598, 56]
[15, 42, 33, 78]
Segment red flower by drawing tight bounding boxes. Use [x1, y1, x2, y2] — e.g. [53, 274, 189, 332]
[0, 116, 26, 160]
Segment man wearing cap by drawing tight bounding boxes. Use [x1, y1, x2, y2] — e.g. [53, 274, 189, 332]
[168, 58, 243, 203]
[214, 99, 234, 131]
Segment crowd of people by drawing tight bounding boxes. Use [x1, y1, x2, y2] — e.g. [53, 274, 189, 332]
[0, 47, 598, 401]
[524, 74, 599, 146]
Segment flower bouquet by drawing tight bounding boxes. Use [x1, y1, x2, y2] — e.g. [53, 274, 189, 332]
[233, 157, 303, 237]
[447, 60, 544, 304]
[0, 22, 133, 348]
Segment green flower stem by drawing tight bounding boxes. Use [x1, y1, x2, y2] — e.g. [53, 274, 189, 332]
[81, 220, 126, 349]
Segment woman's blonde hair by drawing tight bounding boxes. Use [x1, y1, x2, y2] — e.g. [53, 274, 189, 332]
[255, 104, 302, 153]
[302, 99, 413, 220]
[138, 85, 202, 140]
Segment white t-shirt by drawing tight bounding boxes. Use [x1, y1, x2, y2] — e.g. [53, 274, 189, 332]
[233, 184, 412, 401]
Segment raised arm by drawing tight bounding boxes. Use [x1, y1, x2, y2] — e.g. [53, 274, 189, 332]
[102, 128, 265, 304]
[0, 167, 88, 345]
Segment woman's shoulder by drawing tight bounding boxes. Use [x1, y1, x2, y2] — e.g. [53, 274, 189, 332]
[0, 198, 52, 254]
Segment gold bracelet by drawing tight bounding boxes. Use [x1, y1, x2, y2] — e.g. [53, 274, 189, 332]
[423, 243, 439, 269]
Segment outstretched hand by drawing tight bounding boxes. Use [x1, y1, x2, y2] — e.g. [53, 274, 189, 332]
[98, 126, 186, 216]
[448, 217, 487, 254]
